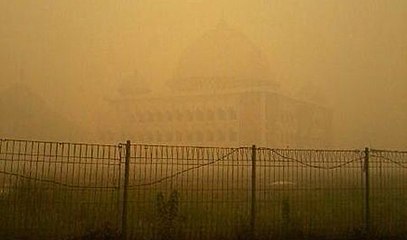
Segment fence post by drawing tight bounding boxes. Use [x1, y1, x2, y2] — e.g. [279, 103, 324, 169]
[121, 140, 131, 240]
[251, 145, 257, 239]
[363, 147, 370, 236]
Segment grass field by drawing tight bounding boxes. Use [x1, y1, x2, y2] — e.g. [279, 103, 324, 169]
[1, 141, 406, 239]
[1, 170, 406, 240]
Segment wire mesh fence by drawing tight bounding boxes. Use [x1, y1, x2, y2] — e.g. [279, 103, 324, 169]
[0, 139, 123, 240]
[126, 145, 250, 240]
[254, 148, 366, 238]
[0, 138, 406, 240]
[369, 149, 407, 237]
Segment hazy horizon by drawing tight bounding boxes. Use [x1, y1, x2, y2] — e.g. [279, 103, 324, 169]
[1, 0, 406, 149]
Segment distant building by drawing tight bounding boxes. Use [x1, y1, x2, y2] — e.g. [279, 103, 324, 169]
[107, 24, 332, 148]
[0, 84, 86, 141]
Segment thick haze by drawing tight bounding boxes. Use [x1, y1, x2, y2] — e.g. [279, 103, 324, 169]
[0, 0, 406, 148]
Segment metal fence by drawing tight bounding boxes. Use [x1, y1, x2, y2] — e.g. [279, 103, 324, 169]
[0, 139, 406, 240]
[0, 139, 123, 240]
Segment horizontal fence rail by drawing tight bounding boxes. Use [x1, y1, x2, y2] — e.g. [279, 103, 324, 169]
[0, 138, 406, 240]
[369, 149, 407, 237]
[0, 139, 123, 240]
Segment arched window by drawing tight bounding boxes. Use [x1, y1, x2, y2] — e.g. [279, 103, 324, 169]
[129, 113, 136, 121]
[229, 131, 238, 141]
[175, 131, 182, 142]
[217, 108, 226, 121]
[187, 131, 193, 141]
[138, 132, 144, 141]
[155, 111, 163, 122]
[207, 130, 214, 142]
[207, 109, 214, 121]
[176, 110, 183, 121]
[195, 131, 203, 142]
[228, 107, 237, 120]
[196, 109, 204, 121]
[144, 131, 152, 142]
[185, 109, 193, 121]
[166, 132, 173, 142]
[218, 131, 225, 142]
[156, 131, 162, 142]
[145, 112, 153, 122]
[138, 114, 145, 122]
[166, 111, 173, 122]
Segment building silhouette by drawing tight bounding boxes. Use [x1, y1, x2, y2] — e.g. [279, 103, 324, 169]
[108, 24, 332, 148]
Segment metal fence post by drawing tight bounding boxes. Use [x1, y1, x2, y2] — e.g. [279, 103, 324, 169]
[251, 145, 257, 239]
[121, 140, 131, 240]
[363, 147, 370, 236]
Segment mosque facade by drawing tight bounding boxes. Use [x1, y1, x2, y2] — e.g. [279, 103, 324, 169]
[107, 24, 332, 148]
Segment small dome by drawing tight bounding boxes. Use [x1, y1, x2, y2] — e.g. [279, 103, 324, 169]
[169, 23, 277, 92]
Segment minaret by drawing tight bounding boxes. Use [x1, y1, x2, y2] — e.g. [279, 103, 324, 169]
[19, 66, 25, 84]
[17, 56, 26, 86]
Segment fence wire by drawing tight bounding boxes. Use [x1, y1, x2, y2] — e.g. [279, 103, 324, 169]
[0, 139, 123, 240]
[126, 145, 251, 240]
[1, 139, 406, 240]
[255, 148, 366, 238]
[369, 149, 407, 236]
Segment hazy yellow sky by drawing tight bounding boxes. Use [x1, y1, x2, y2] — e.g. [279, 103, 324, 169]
[1, 0, 406, 148]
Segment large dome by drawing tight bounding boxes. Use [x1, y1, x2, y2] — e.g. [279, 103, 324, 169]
[170, 23, 278, 92]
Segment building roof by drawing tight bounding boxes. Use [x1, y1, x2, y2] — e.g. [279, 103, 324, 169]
[169, 22, 278, 92]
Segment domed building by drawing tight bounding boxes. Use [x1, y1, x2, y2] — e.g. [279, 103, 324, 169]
[169, 22, 278, 92]
[109, 24, 332, 148]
